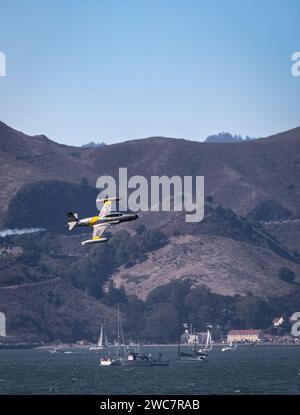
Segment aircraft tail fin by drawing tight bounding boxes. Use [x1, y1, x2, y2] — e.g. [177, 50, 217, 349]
[67, 212, 79, 230]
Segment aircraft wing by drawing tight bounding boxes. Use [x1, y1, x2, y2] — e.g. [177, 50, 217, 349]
[98, 197, 120, 217]
[93, 224, 107, 240]
[99, 200, 113, 217]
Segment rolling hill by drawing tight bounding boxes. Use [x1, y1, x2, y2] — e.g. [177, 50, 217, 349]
[0, 120, 299, 341]
[1, 120, 300, 228]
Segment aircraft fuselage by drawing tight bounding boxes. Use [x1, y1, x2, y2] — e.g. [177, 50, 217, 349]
[75, 212, 138, 228]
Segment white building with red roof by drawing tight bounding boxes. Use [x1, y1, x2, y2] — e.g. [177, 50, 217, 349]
[227, 329, 263, 343]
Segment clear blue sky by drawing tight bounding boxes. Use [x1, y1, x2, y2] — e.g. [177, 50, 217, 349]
[0, 0, 299, 145]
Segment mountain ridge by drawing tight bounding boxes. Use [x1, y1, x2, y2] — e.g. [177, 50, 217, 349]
[0, 120, 300, 341]
[1, 119, 300, 225]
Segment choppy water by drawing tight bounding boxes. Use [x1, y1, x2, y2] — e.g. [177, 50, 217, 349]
[0, 346, 300, 395]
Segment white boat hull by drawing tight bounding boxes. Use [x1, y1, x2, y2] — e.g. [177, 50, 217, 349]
[100, 358, 121, 366]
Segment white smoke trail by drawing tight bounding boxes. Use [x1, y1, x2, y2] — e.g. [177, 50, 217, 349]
[0, 228, 45, 238]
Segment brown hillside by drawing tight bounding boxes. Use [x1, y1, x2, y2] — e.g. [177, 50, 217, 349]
[0, 121, 299, 228]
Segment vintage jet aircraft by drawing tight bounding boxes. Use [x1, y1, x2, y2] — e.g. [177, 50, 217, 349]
[67, 197, 138, 246]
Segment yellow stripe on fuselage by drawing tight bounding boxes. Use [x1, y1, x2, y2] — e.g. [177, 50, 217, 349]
[88, 216, 99, 226]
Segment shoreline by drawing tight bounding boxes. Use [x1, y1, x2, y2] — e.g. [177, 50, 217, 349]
[35, 342, 300, 350]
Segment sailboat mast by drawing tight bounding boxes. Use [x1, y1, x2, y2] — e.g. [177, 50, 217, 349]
[98, 324, 103, 348]
[205, 329, 209, 350]
[178, 325, 181, 356]
[117, 307, 120, 357]
[119, 314, 127, 359]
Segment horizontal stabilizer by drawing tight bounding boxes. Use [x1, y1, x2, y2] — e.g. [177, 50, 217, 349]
[68, 221, 77, 231]
[67, 212, 79, 231]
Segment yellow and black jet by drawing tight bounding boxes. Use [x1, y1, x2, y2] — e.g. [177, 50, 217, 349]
[67, 197, 138, 246]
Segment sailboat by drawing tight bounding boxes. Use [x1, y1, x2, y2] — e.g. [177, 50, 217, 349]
[100, 308, 169, 367]
[100, 308, 124, 366]
[90, 324, 108, 351]
[197, 329, 213, 357]
[178, 329, 207, 362]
